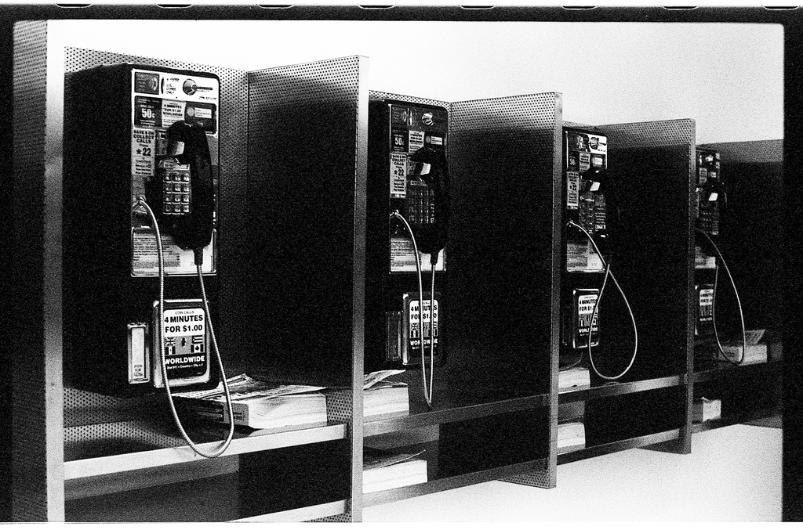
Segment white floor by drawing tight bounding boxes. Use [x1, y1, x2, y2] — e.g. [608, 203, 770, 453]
[362, 424, 782, 522]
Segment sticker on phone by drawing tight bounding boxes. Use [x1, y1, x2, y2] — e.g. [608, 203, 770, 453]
[699, 288, 714, 322]
[409, 130, 425, 154]
[390, 153, 407, 199]
[131, 128, 156, 179]
[579, 152, 591, 172]
[161, 100, 186, 128]
[588, 135, 607, 154]
[134, 96, 162, 128]
[134, 71, 160, 95]
[576, 293, 600, 336]
[567, 170, 580, 209]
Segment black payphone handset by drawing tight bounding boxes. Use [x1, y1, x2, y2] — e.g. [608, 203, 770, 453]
[390, 146, 449, 409]
[149, 121, 215, 258]
[404, 146, 450, 257]
[134, 120, 235, 459]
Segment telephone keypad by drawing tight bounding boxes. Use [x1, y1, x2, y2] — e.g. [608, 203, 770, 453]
[406, 180, 433, 225]
[160, 165, 192, 216]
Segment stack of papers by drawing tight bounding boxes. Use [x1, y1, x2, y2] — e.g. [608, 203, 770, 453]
[559, 367, 591, 392]
[722, 329, 768, 365]
[363, 448, 427, 493]
[693, 397, 722, 423]
[557, 422, 586, 453]
[174, 374, 328, 431]
[364, 370, 409, 418]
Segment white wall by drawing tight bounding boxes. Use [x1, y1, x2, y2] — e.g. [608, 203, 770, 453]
[51, 20, 783, 143]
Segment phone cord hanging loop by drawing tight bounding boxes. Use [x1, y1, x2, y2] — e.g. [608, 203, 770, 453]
[391, 211, 434, 408]
[568, 220, 639, 381]
[695, 228, 746, 365]
[135, 198, 236, 458]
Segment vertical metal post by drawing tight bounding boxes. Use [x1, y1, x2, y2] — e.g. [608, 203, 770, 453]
[12, 20, 66, 521]
[349, 55, 369, 522]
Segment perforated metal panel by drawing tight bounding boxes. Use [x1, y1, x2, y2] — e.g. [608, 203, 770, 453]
[602, 119, 695, 149]
[599, 119, 695, 453]
[445, 93, 562, 489]
[247, 55, 367, 519]
[63, 422, 182, 457]
[500, 459, 552, 488]
[63, 388, 168, 428]
[452, 93, 562, 133]
[12, 20, 61, 523]
[369, 90, 451, 111]
[701, 139, 783, 164]
[562, 120, 596, 131]
[246, 56, 366, 390]
[62, 47, 249, 456]
[325, 390, 354, 424]
[309, 511, 352, 522]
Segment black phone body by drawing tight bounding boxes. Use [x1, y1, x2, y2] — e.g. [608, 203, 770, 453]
[366, 98, 449, 372]
[64, 64, 220, 395]
[560, 127, 609, 363]
[694, 148, 725, 360]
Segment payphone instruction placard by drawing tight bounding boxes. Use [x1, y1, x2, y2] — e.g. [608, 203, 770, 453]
[566, 240, 604, 272]
[390, 237, 446, 272]
[699, 288, 714, 323]
[130, 68, 219, 277]
[153, 303, 211, 387]
[402, 293, 441, 364]
[577, 294, 600, 336]
[571, 289, 600, 348]
[162, 306, 208, 380]
[131, 229, 216, 275]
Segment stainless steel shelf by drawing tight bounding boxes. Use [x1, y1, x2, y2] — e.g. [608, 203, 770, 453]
[692, 359, 783, 384]
[362, 459, 548, 508]
[363, 394, 550, 438]
[64, 423, 348, 480]
[557, 428, 682, 465]
[559, 375, 686, 404]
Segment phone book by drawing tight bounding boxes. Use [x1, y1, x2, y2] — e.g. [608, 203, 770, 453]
[174, 373, 328, 431]
[363, 448, 428, 493]
[325, 370, 410, 419]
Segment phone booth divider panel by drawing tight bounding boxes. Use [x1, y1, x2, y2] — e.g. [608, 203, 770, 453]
[579, 118, 696, 453]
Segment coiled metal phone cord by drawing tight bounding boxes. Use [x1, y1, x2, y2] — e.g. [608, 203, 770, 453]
[135, 197, 235, 458]
[391, 211, 435, 408]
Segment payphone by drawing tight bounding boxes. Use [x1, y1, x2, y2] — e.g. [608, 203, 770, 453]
[694, 148, 746, 364]
[366, 99, 449, 407]
[64, 64, 234, 457]
[560, 128, 638, 380]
